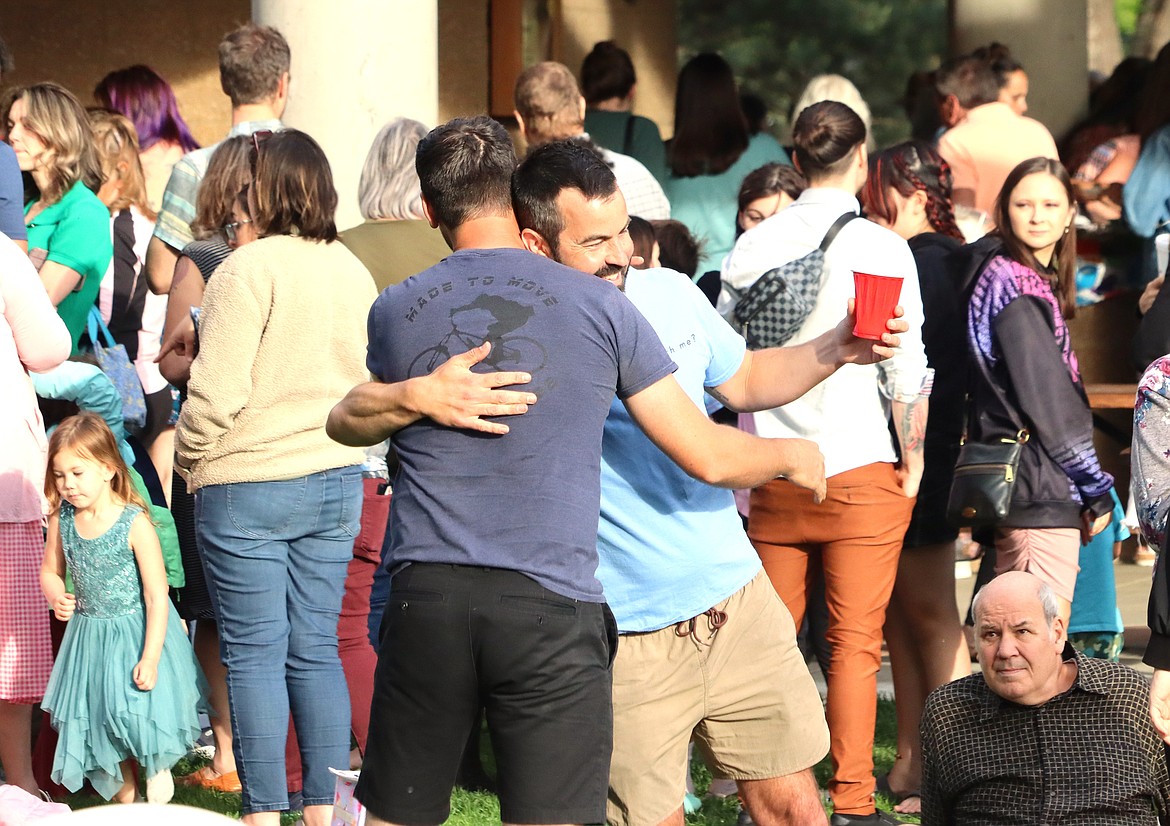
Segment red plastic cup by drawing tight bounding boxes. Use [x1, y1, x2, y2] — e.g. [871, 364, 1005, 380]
[852, 271, 903, 340]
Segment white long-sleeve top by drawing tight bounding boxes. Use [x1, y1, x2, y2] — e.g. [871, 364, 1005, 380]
[721, 186, 930, 478]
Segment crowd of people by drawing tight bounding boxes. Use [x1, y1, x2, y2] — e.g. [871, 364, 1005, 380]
[3, 19, 1170, 826]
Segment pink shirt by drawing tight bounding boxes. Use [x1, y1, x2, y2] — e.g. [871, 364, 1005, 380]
[938, 102, 1059, 216]
[0, 237, 71, 523]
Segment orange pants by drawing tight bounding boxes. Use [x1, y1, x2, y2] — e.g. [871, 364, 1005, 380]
[748, 462, 914, 816]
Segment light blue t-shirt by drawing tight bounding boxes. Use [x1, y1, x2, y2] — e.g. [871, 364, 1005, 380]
[597, 267, 760, 632]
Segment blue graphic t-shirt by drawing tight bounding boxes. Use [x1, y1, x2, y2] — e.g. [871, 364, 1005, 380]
[596, 268, 759, 631]
[367, 247, 677, 601]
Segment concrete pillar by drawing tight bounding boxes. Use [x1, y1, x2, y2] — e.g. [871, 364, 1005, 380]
[252, 0, 439, 230]
[952, 0, 1087, 143]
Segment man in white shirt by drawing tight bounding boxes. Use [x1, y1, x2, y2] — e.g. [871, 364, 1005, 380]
[722, 101, 930, 826]
[514, 61, 671, 221]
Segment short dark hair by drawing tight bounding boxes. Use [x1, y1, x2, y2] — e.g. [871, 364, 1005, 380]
[512, 140, 618, 258]
[416, 116, 516, 230]
[792, 101, 866, 181]
[649, 219, 701, 278]
[935, 54, 1000, 110]
[628, 215, 655, 265]
[219, 24, 290, 107]
[581, 41, 636, 105]
[251, 129, 338, 242]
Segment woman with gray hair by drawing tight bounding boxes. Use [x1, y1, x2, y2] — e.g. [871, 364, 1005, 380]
[340, 117, 450, 291]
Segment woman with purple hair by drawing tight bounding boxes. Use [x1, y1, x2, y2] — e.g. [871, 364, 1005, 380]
[95, 65, 199, 211]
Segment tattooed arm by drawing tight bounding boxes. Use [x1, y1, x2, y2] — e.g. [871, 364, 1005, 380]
[891, 395, 928, 498]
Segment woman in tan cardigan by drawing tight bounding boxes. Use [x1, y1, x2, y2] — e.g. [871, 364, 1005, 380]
[176, 130, 377, 826]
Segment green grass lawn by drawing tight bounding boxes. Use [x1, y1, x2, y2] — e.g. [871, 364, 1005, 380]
[62, 697, 918, 824]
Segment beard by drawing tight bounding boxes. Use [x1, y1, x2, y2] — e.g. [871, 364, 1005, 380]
[595, 261, 627, 291]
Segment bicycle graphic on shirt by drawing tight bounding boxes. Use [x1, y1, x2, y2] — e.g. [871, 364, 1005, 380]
[408, 296, 548, 378]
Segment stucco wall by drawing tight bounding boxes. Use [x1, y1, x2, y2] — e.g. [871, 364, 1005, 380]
[556, 0, 677, 137]
[2, 1, 249, 146]
[3, 0, 675, 144]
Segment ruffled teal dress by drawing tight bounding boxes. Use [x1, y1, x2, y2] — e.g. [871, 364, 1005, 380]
[41, 503, 206, 799]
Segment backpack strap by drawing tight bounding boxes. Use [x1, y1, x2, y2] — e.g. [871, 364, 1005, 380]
[818, 211, 859, 253]
[622, 113, 637, 156]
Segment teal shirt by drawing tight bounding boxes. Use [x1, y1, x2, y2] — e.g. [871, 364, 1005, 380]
[25, 181, 113, 354]
[584, 110, 668, 186]
[665, 133, 790, 277]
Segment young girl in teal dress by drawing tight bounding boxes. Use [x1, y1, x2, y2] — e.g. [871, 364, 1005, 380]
[39, 412, 203, 803]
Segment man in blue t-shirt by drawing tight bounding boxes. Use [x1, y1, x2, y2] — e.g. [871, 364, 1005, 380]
[511, 140, 909, 826]
[327, 117, 840, 826]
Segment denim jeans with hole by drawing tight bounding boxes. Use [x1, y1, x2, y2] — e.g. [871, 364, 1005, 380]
[195, 465, 362, 814]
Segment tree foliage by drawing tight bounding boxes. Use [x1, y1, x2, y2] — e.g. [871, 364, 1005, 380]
[677, 0, 948, 149]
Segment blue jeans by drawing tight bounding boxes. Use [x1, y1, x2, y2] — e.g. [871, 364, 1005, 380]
[196, 466, 362, 814]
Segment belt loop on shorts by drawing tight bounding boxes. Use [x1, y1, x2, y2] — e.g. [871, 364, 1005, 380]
[674, 606, 728, 645]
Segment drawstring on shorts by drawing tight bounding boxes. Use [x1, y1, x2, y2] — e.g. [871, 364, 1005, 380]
[675, 606, 727, 645]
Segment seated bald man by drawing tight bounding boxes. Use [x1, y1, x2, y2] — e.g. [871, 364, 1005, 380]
[921, 571, 1170, 825]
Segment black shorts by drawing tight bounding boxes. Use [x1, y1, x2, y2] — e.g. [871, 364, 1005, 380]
[903, 442, 961, 550]
[355, 563, 617, 825]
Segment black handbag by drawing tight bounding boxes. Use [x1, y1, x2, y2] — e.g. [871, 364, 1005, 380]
[946, 431, 1028, 527]
[732, 212, 857, 349]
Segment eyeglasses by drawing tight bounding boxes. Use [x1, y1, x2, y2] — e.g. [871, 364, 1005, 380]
[223, 218, 253, 244]
[249, 130, 274, 175]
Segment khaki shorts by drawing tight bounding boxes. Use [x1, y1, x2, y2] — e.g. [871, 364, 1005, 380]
[994, 526, 1080, 602]
[606, 570, 829, 826]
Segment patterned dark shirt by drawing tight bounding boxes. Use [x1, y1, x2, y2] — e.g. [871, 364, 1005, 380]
[921, 647, 1170, 825]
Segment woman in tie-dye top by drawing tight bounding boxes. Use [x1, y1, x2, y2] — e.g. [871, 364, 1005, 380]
[1135, 355, 1170, 698]
[1135, 355, 1170, 556]
[965, 157, 1114, 623]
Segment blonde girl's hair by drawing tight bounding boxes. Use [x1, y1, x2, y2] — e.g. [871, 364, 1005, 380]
[10, 82, 103, 203]
[44, 412, 149, 515]
[88, 109, 156, 220]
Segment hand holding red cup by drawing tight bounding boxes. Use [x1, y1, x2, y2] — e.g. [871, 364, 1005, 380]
[852, 271, 904, 340]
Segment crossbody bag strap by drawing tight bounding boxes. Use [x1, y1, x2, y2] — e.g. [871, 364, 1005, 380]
[818, 211, 859, 253]
[960, 340, 1029, 445]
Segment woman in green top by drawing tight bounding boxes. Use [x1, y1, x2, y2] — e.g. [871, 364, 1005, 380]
[664, 54, 790, 278]
[6, 82, 112, 354]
